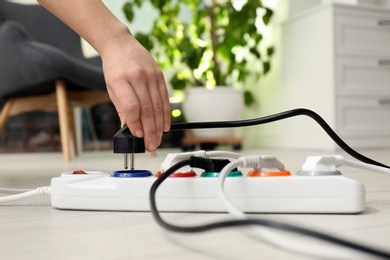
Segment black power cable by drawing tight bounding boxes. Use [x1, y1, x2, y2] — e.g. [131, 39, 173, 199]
[149, 157, 390, 259]
[170, 108, 389, 168]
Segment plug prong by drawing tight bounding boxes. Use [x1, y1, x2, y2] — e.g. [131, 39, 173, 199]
[124, 153, 128, 169]
[130, 152, 135, 170]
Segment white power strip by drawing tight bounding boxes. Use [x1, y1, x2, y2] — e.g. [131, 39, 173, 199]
[50, 171, 365, 213]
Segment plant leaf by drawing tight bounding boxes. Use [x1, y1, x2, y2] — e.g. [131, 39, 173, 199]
[134, 33, 154, 51]
[249, 47, 261, 59]
[262, 7, 274, 25]
[170, 74, 188, 91]
[267, 46, 275, 57]
[183, 47, 205, 70]
[134, 0, 142, 8]
[263, 61, 271, 75]
[123, 3, 135, 22]
[244, 90, 255, 107]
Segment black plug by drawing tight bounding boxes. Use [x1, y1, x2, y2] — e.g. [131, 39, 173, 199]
[204, 159, 232, 172]
[189, 157, 235, 172]
[113, 125, 145, 154]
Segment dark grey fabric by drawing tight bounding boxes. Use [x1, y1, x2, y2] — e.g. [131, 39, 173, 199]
[0, 1, 106, 98]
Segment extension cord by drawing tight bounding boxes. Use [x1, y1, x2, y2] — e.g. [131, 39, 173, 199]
[50, 170, 365, 213]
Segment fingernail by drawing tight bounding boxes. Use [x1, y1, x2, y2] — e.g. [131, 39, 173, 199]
[158, 133, 163, 146]
[148, 142, 157, 152]
[135, 129, 144, 138]
[164, 123, 171, 132]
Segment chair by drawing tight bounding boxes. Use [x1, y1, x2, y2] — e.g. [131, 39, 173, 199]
[0, 1, 111, 161]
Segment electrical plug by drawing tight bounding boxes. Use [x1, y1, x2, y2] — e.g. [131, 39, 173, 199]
[113, 125, 145, 170]
[239, 155, 286, 172]
[158, 151, 237, 177]
[238, 155, 291, 177]
[159, 151, 208, 175]
[297, 155, 344, 176]
[298, 155, 390, 176]
[113, 125, 145, 154]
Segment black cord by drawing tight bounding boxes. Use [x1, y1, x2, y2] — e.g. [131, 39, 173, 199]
[170, 108, 389, 168]
[149, 157, 390, 259]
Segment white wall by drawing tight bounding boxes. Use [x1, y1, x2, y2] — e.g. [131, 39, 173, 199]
[240, 0, 287, 149]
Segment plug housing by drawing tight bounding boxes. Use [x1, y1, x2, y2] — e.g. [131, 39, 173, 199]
[296, 155, 343, 176]
[113, 125, 145, 154]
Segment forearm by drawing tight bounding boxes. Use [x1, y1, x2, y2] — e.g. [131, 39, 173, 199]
[37, 0, 171, 152]
[37, 0, 131, 56]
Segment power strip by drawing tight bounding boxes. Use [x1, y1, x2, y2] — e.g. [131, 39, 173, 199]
[50, 170, 365, 213]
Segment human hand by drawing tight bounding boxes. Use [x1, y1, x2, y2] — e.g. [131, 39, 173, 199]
[101, 32, 171, 152]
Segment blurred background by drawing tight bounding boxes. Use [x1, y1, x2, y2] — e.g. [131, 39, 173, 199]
[1, 0, 390, 156]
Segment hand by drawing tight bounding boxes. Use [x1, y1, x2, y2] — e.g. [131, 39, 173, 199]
[101, 33, 171, 152]
[35, 1, 170, 152]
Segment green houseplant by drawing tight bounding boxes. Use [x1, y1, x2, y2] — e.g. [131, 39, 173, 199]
[123, 0, 274, 107]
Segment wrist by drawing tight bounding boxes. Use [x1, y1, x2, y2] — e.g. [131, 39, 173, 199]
[97, 23, 134, 58]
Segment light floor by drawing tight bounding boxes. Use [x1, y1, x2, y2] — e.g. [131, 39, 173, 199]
[0, 148, 390, 260]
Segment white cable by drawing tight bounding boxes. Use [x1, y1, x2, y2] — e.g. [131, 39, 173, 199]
[205, 150, 242, 159]
[344, 158, 390, 176]
[0, 188, 33, 194]
[0, 186, 51, 203]
[300, 155, 390, 176]
[217, 158, 372, 260]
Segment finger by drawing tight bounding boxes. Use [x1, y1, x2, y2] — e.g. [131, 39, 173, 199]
[147, 72, 167, 146]
[130, 71, 158, 152]
[156, 71, 171, 132]
[148, 86, 163, 146]
[106, 86, 125, 126]
[107, 81, 144, 138]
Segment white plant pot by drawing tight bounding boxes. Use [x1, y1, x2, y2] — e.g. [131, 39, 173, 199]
[182, 87, 243, 138]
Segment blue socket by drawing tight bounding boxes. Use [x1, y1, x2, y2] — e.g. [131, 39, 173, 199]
[112, 169, 153, 178]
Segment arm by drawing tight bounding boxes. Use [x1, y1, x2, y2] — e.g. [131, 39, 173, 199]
[37, 0, 171, 152]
